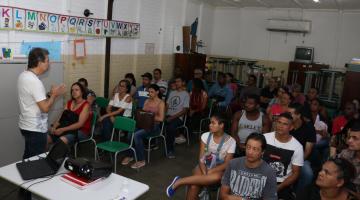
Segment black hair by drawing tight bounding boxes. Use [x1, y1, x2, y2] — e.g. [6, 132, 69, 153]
[309, 87, 319, 94]
[249, 74, 257, 82]
[289, 103, 303, 115]
[226, 72, 234, 79]
[28, 48, 49, 69]
[246, 94, 260, 105]
[78, 78, 88, 87]
[328, 157, 356, 188]
[292, 83, 302, 92]
[192, 78, 205, 92]
[124, 73, 136, 87]
[153, 68, 162, 75]
[311, 98, 323, 107]
[245, 132, 267, 152]
[174, 75, 186, 82]
[282, 87, 294, 101]
[350, 119, 360, 132]
[217, 72, 226, 79]
[71, 82, 87, 100]
[148, 84, 162, 99]
[119, 79, 131, 93]
[194, 67, 204, 73]
[211, 113, 226, 126]
[278, 112, 293, 122]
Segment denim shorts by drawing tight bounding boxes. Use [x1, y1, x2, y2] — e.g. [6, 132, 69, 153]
[49, 130, 89, 145]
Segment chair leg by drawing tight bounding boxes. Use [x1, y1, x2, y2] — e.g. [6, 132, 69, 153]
[74, 143, 78, 158]
[94, 147, 98, 160]
[162, 136, 168, 157]
[131, 148, 139, 172]
[91, 140, 97, 158]
[147, 138, 151, 164]
[185, 127, 190, 146]
[114, 152, 118, 173]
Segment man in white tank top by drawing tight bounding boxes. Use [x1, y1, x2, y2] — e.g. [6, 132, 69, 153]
[231, 94, 270, 157]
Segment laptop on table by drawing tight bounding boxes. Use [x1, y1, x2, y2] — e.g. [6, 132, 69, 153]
[16, 140, 70, 180]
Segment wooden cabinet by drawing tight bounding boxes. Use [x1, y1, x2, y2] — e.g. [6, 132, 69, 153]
[174, 53, 206, 81]
[287, 61, 329, 87]
[341, 64, 360, 109]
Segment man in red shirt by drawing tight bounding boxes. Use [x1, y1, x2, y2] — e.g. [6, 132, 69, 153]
[332, 102, 356, 135]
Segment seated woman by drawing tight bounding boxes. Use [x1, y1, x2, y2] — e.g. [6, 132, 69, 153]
[180, 78, 207, 142]
[166, 113, 236, 199]
[296, 157, 356, 200]
[121, 84, 165, 169]
[48, 82, 91, 145]
[99, 79, 132, 141]
[266, 87, 292, 130]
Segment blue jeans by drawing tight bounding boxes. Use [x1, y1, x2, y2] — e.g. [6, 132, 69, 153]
[296, 160, 313, 194]
[165, 118, 183, 153]
[20, 129, 47, 159]
[127, 124, 160, 161]
[314, 137, 330, 164]
[102, 117, 113, 141]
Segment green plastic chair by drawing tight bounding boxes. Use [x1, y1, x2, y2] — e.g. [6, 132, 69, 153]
[145, 122, 167, 163]
[95, 97, 109, 108]
[74, 112, 97, 158]
[95, 116, 137, 172]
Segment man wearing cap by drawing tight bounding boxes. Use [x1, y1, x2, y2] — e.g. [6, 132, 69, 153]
[135, 72, 152, 109]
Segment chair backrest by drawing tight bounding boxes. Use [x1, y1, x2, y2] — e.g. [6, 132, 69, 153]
[95, 97, 109, 108]
[113, 116, 136, 132]
[208, 99, 215, 117]
[131, 101, 137, 119]
[91, 111, 97, 127]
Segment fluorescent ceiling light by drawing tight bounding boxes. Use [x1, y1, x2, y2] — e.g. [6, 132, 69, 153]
[313, 0, 320, 3]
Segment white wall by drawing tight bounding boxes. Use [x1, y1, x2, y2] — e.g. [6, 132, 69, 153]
[211, 8, 242, 57]
[110, 0, 214, 55]
[210, 7, 360, 68]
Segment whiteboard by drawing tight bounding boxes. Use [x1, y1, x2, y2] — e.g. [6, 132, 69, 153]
[0, 61, 64, 167]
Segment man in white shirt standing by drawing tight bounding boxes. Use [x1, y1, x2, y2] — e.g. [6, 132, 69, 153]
[263, 112, 304, 200]
[18, 48, 65, 159]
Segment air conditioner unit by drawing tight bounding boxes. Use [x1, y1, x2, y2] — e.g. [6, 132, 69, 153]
[266, 19, 311, 33]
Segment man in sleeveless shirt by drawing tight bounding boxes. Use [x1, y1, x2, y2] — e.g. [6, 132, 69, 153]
[231, 94, 270, 157]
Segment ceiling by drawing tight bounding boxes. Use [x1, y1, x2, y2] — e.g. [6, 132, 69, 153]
[200, 0, 360, 10]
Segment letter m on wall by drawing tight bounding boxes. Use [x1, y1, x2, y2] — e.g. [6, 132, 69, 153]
[27, 11, 37, 21]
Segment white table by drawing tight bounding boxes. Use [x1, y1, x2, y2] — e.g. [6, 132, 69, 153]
[0, 157, 149, 200]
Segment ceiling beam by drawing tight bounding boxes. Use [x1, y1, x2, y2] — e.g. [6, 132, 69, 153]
[255, 0, 270, 8]
[292, 0, 304, 8]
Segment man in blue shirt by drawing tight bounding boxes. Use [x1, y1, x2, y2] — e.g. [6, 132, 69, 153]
[187, 68, 208, 92]
[208, 72, 233, 107]
[135, 72, 152, 109]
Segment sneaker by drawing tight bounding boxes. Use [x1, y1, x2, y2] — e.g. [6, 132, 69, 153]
[167, 152, 176, 159]
[131, 161, 146, 169]
[166, 176, 180, 197]
[121, 157, 134, 165]
[175, 135, 186, 144]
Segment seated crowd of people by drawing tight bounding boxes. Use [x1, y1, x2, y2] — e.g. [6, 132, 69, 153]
[50, 67, 360, 200]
